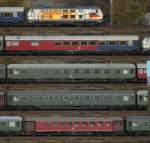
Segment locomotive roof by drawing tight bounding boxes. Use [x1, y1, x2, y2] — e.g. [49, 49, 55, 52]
[0, 116, 22, 121]
[7, 63, 135, 69]
[7, 90, 135, 96]
[5, 35, 139, 41]
[25, 116, 123, 122]
[0, 7, 24, 12]
[29, 6, 101, 9]
[137, 63, 146, 68]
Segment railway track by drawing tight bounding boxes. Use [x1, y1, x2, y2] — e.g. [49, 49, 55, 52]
[0, 25, 150, 35]
[0, 110, 148, 116]
[1, 136, 150, 142]
[0, 55, 149, 64]
[0, 83, 147, 91]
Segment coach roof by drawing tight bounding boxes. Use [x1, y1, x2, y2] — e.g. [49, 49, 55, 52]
[5, 35, 139, 41]
[0, 7, 24, 12]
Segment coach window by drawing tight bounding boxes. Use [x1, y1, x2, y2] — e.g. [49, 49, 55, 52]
[84, 69, 90, 73]
[128, 40, 133, 46]
[97, 122, 102, 127]
[0, 122, 7, 127]
[12, 41, 19, 46]
[64, 41, 70, 46]
[119, 41, 127, 46]
[143, 122, 148, 126]
[79, 15, 83, 19]
[89, 41, 96, 45]
[54, 69, 59, 74]
[74, 122, 79, 127]
[55, 41, 61, 46]
[72, 41, 78, 45]
[90, 122, 95, 127]
[109, 41, 116, 46]
[104, 69, 110, 74]
[70, 9, 75, 13]
[64, 69, 69, 74]
[115, 70, 121, 74]
[143, 69, 146, 73]
[74, 69, 79, 73]
[4, 12, 12, 17]
[63, 96, 70, 101]
[31, 41, 39, 46]
[69, 122, 72, 126]
[130, 69, 134, 74]
[63, 10, 68, 13]
[94, 96, 100, 101]
[70, 15, 75, 19]
[84, 96, 90, 101]
[81, 41, 87, 45]
[74, 96, 80, 101]
[99, 41, 106, 46]
[94, 69, 100, 73]
[82, 122, 87, 127]
[63, 15, 68, 19]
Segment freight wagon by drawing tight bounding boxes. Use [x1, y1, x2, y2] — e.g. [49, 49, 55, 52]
[0, 90, 148, 110]
[0, 63, 147, 83]
[0, 115, 150, 136]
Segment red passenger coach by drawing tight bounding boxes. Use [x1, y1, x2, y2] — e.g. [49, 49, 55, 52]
[24, 116, 124, 135]
[0, 92, 5, 109]
[5, 36, 97, 52]
[137, 64, 147, 80]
